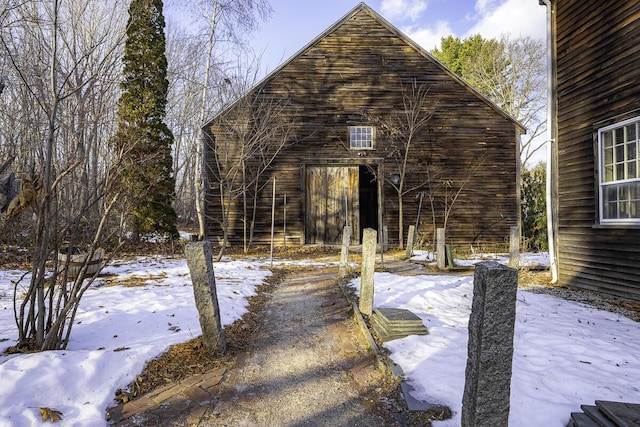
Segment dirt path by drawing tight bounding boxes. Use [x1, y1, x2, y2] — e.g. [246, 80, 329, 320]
[193, 267, 397, 426]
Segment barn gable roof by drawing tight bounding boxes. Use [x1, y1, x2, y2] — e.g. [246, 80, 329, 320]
[203, 2, 526, 132]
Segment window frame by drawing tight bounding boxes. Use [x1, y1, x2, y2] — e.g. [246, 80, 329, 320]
[348, 126, 375, 150]
[597, 115, 640, 225]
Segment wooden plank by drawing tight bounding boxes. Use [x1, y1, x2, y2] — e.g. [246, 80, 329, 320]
[581, 405, 618, 427]
[570, 412, 602, 427]
[595, 401, 640, 427]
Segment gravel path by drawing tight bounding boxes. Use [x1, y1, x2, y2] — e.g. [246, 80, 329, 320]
[196, 267, 398, 427]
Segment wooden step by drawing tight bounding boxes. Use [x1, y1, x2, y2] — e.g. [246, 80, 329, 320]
[595, 401, 640, 427]
[571, 411, 603, 427]
[581, 405, 618, 427]
[570, 401, 640, 427]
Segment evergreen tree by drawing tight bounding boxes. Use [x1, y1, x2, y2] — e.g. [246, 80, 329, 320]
[521, 163, 548, 251]
[114, 0, 178, 240]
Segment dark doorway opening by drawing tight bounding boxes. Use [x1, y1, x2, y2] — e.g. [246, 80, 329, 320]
[359, 166, 378, 239]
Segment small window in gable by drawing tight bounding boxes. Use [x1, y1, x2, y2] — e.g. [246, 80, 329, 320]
[598, 116, 640, 223]
[349, 126, 375, 150]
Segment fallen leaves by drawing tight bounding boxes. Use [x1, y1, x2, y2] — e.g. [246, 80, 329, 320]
[39, 407, 63, 422]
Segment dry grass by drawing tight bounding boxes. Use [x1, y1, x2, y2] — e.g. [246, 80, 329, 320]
[114, 267, 285, 402]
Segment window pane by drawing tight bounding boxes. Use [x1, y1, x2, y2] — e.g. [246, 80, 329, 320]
[615, 128, 624, 143]
[604, 147, 613, 165]
[605, 201, 617, 219]
[627, 124, 637, 141]
[616, 163, 625, 180]
[628, 142, 637, 160]
[603, 130, 613, 148]
[615, 144, 625, 162]
[627, 162, 637, 179]
[604, 165, 614, 182]
[619, 184, 630, 201]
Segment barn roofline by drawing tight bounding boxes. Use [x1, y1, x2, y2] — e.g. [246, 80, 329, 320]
[201, 1, 526, 133]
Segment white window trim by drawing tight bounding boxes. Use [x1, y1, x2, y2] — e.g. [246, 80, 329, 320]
[598, 115, 640, 225]
[349, 126, 375, 150]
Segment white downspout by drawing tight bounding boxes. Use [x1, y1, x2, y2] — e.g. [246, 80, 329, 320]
[540, 0, 558, 283]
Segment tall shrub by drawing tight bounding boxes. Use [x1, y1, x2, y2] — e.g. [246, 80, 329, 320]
[114, 0, 178, 239]
[521, 163, 547, 251]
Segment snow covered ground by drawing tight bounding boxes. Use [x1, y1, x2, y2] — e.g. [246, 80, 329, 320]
[0, 250, 639, 426]
[0, 255, 271, 426]
[350, 251, 640, 426]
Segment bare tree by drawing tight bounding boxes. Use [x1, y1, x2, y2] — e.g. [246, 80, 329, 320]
[440, 154, 486, 232]
[207, 79, 294, 257]
[468, 35, 546, 166]
[0, 0, 128, 351]
[165, 0, 272, 235]
[433, 34, 546, 168]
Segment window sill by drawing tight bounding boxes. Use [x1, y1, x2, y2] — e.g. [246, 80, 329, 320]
[592, 223, 640, 229]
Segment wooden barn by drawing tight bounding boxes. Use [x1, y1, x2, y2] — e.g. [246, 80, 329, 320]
[202, 2, 523, 250]
[541, 0, 640, 300]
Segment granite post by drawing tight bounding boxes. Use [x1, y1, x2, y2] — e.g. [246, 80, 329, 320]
[462, 261, 518, 427]
[509, 226, 520, 268]
[436, 228, 446, 270]
[338, 225, 351, 278]
[405, 225, 416, 259]
[359, 228, 377, 316]
[185, 241, 226, 354]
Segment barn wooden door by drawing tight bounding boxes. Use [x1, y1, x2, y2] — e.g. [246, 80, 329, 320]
[305, 166, 360, 244]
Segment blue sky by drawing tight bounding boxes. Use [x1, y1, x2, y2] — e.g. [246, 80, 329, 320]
[251, 0, 547, 73]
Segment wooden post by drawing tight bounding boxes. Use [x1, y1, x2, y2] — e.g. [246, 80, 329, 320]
[270, 178, 276, 268]
[185, 241, 225, 354]
[437, 228, 446, 269]
[283, 194, 287, 248]
[359, 228, 377, 316]
[509, 226, 519, 268]
[338, 225, 351, 278]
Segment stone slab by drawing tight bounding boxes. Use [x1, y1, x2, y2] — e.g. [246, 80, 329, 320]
[371, 318, 427, 342]
[375, 307, 422, 324]
[371, 315, 427, 335]
[400, 381, 434, 411]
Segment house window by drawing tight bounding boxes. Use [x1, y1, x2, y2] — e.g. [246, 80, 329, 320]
[349, 126, 374, 149]
[599, 116, 640, 223]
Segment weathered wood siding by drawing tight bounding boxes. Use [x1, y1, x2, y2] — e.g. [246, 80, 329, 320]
[554, 0, 640, 299]
[203, 5, 520, 250]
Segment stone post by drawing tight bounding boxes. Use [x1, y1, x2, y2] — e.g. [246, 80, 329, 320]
[338, 225, 351, 278]
[185, 241, 226, 355]
[405, 225, 416, 259]
[359, 228, 377, 316]
[462, 261, 518, 427]
[436, 228, 446, 269]
[509, 226, 520, 268]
